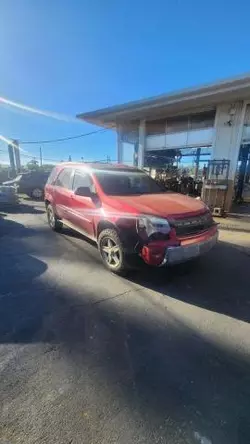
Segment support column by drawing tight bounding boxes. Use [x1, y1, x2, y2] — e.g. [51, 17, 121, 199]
[211, 101, 245, 210]
[133, 142, 139, 167]
[117, 124, 123, 163]
[138, 120, 146, 169]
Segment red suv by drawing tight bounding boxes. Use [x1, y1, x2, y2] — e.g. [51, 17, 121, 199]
[44, 163, 218, 274]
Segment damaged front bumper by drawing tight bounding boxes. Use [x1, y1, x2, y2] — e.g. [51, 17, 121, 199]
[162, 231, 218, 265]
[140, 226, 218, 267]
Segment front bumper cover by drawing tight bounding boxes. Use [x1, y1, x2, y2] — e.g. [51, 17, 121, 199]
[162, 231, 218, 266]
[140, 227, 218, 267]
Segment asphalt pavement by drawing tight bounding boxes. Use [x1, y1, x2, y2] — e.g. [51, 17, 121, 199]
[1, 200, 250, 444]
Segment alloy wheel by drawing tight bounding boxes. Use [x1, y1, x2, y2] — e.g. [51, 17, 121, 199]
[47, 207, 55, 228]
[101, 237, 121, 268]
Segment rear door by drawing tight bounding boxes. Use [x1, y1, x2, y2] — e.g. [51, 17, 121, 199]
[53, 167, 73, 220]
[68, 169, 96, 238]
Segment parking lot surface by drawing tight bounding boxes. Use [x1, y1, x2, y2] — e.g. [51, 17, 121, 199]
[1, 200, 250, 444]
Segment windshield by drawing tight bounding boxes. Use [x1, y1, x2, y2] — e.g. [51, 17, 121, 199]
[94, 170, 164, 195]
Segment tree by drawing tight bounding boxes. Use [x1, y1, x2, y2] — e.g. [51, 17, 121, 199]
[40, 164, 54, 172]
[27, 159, 39, 170]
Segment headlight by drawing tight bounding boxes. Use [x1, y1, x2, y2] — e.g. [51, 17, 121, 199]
[137, 215, 171, 239]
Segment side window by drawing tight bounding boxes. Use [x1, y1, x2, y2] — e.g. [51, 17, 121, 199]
[72, 170, 95, 193]
[55, 168, 73, 189]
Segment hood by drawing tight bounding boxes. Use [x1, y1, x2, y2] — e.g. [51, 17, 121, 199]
[105, 193, 208, 219]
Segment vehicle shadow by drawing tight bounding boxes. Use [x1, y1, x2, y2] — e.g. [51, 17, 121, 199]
[1, 224, 250, 443]
[0, 215, 35, 238]
[21, 196, 43, 202]
[0, 202, 45, 214]
[126, 240, 250, 324]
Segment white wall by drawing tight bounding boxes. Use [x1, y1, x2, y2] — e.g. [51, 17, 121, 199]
[212, 101, 244, 179]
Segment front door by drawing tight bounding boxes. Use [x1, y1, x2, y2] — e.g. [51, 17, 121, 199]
[68, 169, 96, 239]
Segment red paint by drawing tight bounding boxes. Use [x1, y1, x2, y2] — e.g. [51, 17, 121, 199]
[45, 163, 218, 267]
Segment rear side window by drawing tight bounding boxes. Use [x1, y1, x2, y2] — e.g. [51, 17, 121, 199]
[54, 168, 73, 189]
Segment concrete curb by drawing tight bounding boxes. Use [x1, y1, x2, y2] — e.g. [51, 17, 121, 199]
[218, 224, 250, 234]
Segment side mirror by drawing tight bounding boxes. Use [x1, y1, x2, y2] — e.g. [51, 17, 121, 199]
[74, 186, 91, 197]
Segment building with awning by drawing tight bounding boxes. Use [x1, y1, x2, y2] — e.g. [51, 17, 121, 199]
[77, 73, 250, 211]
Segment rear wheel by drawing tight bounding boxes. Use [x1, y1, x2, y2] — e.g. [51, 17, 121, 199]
[46, 204, 63, 232]
[98, 228, 128, 275]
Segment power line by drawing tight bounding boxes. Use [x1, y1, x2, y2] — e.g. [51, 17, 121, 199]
[0, 148, 132, 164]
[0, 147, 125, 164]
[21, 153, 61, 162]
[20, 127, 111, 145]
[0, 147, 61, 163]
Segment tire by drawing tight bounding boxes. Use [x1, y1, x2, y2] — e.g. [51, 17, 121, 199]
[46, 204, 63, 232]
[98, 228, 128, 275]
[30, 187, 44, 200]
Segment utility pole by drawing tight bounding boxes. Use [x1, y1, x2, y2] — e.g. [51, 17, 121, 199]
[39, 146, 43, 167]
[8, 142, 16, 177]
[13, 140, 21, 173]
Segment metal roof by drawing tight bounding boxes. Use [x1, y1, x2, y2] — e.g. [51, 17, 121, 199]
[77, 73, 250, 128]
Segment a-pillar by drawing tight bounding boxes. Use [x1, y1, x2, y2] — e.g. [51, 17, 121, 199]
[138, 120, 146, 169]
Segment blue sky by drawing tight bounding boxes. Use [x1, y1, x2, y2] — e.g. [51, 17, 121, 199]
[1, 0, 250, 165]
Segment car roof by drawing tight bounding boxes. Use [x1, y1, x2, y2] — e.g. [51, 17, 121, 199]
[57, 162, 141, 173]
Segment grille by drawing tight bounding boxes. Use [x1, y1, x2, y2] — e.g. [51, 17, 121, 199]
[172, 213, 214, 237]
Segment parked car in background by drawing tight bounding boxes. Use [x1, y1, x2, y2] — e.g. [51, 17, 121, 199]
[2, 171, 50, 199]
[44, 163, 218, 274]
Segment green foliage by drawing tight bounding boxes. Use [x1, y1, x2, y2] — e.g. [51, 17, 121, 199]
[0, 164, 8, 171]
[26, 160, 54, 172]
[26, 159, 40, 170]
[40, 164, 54, 172]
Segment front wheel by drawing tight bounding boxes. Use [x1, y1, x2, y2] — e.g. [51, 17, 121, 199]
[46, 204, 63, 232]
[98, 228, 128, 275]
